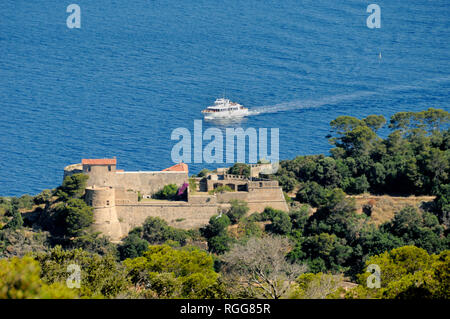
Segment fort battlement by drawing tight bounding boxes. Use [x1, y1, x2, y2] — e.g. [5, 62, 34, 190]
[64, 159, 287, 241]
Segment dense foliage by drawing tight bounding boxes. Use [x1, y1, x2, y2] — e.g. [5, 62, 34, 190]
[227, 163, 251, 177]
[347, 246, 449, 299]
[0, 109, 448, 299]
[275, 108, 449, 197]
[118, 217, 188, 260]
[123, 245, 226, 298]
[152, 184, 180, 200]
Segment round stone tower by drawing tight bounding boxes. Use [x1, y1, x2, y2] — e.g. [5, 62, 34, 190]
[85, 186, 122, 242]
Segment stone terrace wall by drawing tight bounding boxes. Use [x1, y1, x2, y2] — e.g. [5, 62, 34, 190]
[116, 202, 218, 235]
[112, 171, 187, 196]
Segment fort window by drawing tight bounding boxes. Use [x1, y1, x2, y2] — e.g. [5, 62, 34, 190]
[237, 184, 247, 192]
[106, 200, 110, 206]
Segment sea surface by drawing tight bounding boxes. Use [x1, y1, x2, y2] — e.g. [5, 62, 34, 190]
[0, 0, 449, 196]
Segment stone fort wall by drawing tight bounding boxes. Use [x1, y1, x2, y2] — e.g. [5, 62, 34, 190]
[65, 159, 288, 242]
[116, 202, 219, 236]
[84, 169, 187, 197]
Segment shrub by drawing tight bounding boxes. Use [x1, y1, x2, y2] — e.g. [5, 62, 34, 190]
[33, 190, 52, 205]
[208, 185, 234, 195]
[261, 207, 292, 235]
[152, 184, 179, 200]
[142, 217, 188, 245]
[207, 233, 233, 254]
[36, 246, 130, 298]
[189, 178, 197, 194]
[197, 169, 211, 177]
[118, 234, 149, 260]
[289, 205, 310, 231]
[124, 245, 221, 299]
[4, 210, 23, 230]
[226, 200, 249, 224]
[0, 256, 77, 299]
[11, 195, 34, 210]
[54, 198, 93, 237]
[201, 214, 233, 254]
[227, 163, 250, 177]
[296, 182, 329, 207]
[55, 174, 89, 200]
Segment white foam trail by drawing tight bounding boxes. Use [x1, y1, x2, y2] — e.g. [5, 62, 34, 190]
[248, 76, 450, 116]
[249, 91, 374, 115]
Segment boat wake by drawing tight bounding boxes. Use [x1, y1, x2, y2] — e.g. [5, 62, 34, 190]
[248, 91, 374, 115]
[247, 76, 450, 116]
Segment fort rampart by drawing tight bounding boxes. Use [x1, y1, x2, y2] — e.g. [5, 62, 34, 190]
[65, 159, 288, 241]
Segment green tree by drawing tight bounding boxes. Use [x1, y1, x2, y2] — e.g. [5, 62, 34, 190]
[289, 272, 345, 299]
[292, 233, 353, 273]
[380, 206, 445, 254]
[330, 116, 362, 137]
[201, 214, 232, 254]
[207, 233, 233, 255]
[11, 195, 34, 210]
[434, 184, 449, 226]
[56, 174, 89, 200]
[197, 168, 211, 177]
[261, 207, 292, 235]
[348, 246, 449, 299]
[152, 184, 179, 200]
[124, 245, 221, 298]
[226, 200, 249, 224]
[33, 189, 52, 205]
[306, 189, 363, 242]
[55, 198, 93, 237]
[227, 163, 250, 177]
[346, 175, 370, 194]
[363, 115, 386, 132]
[289, 205, 310, 232]
[141, 217, 188, 246]
[70, 232, 117, 256]
[4, 209, 24, 230]
[36, 246, 130, 298]
[295, 181, 329, 207]
[118, 234, 149, 260]
[0, 256, 77, 299]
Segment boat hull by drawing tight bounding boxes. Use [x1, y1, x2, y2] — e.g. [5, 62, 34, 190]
[203, 109, 249, 119]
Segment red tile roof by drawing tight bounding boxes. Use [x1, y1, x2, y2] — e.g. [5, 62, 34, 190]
[82, 158, 117, 165]
[162, 163, 188, 172]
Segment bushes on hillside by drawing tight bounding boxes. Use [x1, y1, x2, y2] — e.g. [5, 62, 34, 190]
[124, 245, 226, 299]
[0, 256, 77, 299]
[275, 108, 450, 197]
[55, 174, 89, 201]
[35, 246, 130, 298]
[226, 200, 249, 224]
[347, 246, 450, 299]
[53, 198, 94, 237]
[117, 217, 189, 260]
[201, 214, 233, 254]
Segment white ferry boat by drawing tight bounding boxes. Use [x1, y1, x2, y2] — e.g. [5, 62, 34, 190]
[202, 98, 249, 119]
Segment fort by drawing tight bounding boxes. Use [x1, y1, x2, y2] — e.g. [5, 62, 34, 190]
[64, 158, 288, 241]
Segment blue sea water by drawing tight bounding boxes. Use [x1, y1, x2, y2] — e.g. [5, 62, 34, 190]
[0, 0, 449, 196]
